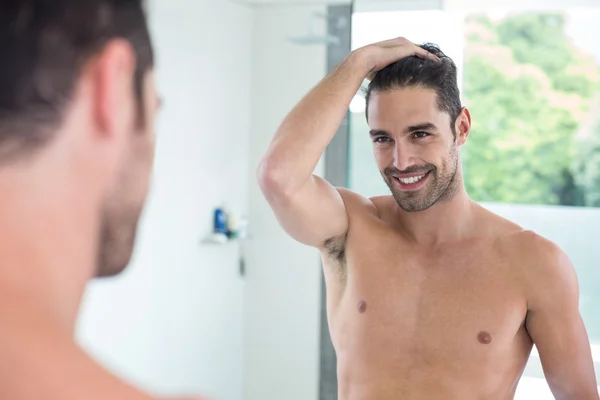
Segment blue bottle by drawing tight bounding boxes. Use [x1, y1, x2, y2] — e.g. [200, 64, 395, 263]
[214, 207, 228, 234]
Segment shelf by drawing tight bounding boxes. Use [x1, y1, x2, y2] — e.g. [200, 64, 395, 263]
[201, 233, 247, 245]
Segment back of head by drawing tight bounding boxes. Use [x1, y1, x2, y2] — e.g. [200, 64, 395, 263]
[365, 43, 462, 130]
[0, 0, 153, 162]
[0, 1, 156, 278]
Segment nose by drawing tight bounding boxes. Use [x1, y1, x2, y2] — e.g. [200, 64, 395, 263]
[393, 143, 414, 172]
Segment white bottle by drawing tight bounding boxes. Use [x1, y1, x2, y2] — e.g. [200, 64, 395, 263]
[227, 210, 240, 238]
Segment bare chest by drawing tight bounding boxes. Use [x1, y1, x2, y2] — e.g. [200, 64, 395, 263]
[325, 236, 530, 374]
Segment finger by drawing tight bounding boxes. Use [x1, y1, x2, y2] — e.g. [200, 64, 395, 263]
[379, 39, 440, 62]
[412, 45, 440, 62]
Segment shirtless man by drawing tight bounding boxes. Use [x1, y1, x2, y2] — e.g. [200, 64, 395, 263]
[0, 1, 201, 399]
[258, 37, 599, 399]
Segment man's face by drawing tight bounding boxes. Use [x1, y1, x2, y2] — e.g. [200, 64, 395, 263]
[96, 71, 159, 277]
[367, 87, 467, 212]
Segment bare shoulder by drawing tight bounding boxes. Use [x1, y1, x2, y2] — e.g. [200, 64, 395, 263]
[335, 187, 376, 207]
[0, 297, 153, 400]
[332, 188, 396, 215]
[498, 227, 577, 303]
[334, 187, 380, 217]
[476, 205, 575, 288]
[503, 229, 572, 274]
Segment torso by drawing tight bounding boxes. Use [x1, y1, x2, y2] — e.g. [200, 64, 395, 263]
[321, 193, 535, 400]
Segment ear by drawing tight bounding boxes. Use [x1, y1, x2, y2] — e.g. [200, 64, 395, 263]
[91, 38, 137, 141]
[454, 107, 471, 146]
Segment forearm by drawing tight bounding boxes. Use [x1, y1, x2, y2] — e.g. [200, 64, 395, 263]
[258, 50, 369, 194]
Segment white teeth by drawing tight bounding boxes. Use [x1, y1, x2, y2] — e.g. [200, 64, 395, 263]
[399, 174, 426, 184]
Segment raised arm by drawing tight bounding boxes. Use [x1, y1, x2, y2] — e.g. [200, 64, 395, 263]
[257, 37, 438, 248]
[524, 235, 599, 400]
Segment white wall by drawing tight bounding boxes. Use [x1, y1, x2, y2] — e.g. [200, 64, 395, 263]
[76, 3, 329, 400]
[76, 1, 253, 399]
[244, 5, 327, 400]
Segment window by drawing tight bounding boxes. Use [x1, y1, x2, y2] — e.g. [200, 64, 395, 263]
[350, 4, 600, 397]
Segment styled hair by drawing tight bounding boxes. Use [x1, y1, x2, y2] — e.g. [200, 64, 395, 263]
[0, 0, 154, 161]
[365, 43, 462, 135]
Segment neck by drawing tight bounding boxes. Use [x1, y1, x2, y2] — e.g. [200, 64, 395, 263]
[0, 170, 98, 333]
[394, 179, 476, 246]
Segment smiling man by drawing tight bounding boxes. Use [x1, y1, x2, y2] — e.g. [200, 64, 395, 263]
[258, 38, 599, 399]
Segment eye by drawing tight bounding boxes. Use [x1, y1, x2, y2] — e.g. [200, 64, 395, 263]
[373, 136, 392, 143]
[412, 131, 430, 139]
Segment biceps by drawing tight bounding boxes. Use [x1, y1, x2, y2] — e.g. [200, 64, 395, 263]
[527, 308, 597, 397]
[265, 175, 349, 247]
[528, 308, 587, 363]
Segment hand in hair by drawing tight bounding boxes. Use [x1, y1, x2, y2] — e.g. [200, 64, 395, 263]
[352, 36, 440, 80]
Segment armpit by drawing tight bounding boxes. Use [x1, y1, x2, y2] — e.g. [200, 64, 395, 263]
[323, 233, 347, 264]
[322, 233, 348, 282]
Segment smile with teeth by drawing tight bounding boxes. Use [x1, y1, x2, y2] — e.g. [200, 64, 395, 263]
[397, 173, 427, 185]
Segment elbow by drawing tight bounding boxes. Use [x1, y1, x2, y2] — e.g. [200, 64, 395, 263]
[256, 157, 293, 200]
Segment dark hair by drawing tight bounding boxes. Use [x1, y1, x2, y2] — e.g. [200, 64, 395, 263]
[0, 0, 154, 161]
[365, 43, 462, 135]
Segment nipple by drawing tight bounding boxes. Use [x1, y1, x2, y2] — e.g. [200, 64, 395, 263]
[477, 331, 492, 344]
[358, 300, 367, 313]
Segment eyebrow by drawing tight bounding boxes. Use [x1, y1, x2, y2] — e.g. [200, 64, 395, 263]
[369, 122, 438, 137]
[404, 122, 438, 134]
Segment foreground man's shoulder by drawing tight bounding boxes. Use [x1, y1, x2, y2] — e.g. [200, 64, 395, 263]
[0, 328, 152, 400]
[0, 295, 154, 400]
